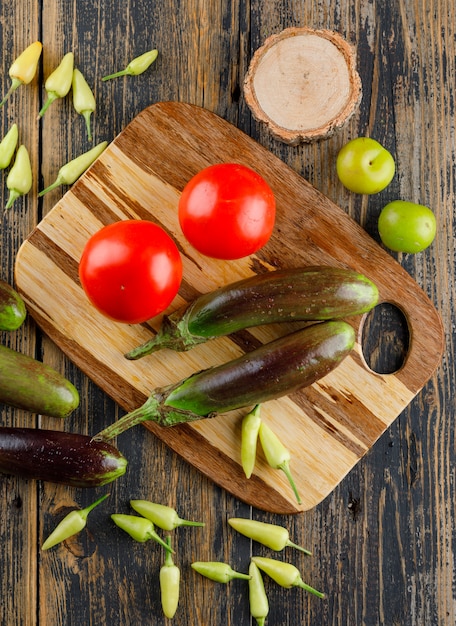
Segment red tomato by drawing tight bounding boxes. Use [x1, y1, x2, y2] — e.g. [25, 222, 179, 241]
[178, 163, 276, 260]
[79, 220, 182, 324]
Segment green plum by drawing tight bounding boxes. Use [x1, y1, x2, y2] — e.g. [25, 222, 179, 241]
[378, 200, 436, 253]
[336, 137, 396, 194]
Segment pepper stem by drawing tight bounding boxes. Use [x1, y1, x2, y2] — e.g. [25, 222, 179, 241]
[164, 536, 174, 565]
[296, 579, 326, 598]
[80, 493, 110, 520]
[287, 540, 312, 555]
[0, 78, 22, 108]
[151, 529, 175, 553]
[232, 572, 252, 581]
[278, 460, 302, 505]
[38, 177, 63, 197]
[102, 69, 128, 81]
[4, 189, 20, 212]
[83, 110, 93, 141]
[38, 91, 58, 118]
[179, 519, 205, 527]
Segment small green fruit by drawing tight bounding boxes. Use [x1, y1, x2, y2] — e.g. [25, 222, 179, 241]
[378, 200, 436, 253]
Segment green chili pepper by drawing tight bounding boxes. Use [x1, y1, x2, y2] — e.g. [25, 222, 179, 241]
[38, 52, 74, 118]
[0, 123, 19, 170]
[5, 145, 32, 212]
[258, 421, 302, 505]
[251, 556, 325, 598]
[191, 561, 251, 583]
[41, 493, 109, 550]
[72, 68, 96, 141]
[248, 561, 269, 626]
[130, 499, 205, 531]
[111, 513, 173, 552]
[241, 404, 262, 478]
[0, 41, 42, 108]
[228, 518, 311, 555]
[102, 49, 158, 81]
[160, 536, 180, 619]
[38, 141, 107, 196]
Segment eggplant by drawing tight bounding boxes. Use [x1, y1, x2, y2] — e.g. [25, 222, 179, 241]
[125, 266, 377, 359]
[0, 427, 127, 487]
[0, 279, 26, 331]
[96, 320, 355, 441]
[0, 344, 80, 418]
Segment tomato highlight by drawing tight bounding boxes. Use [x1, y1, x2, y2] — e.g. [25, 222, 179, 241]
[178, 163, 276, 260]
[79, 220, 182, 324]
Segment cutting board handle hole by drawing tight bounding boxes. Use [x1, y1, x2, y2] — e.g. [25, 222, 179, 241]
[360, 302, 410, 375]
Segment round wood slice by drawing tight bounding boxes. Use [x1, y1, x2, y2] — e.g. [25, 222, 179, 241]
[243, 27, 362, 145]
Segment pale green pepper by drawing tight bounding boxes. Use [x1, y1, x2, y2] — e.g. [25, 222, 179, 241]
[0, 124, 19, 170]
[228, 518, 311, 555]
[248, 561, 269, 626]
[5, 145, 32, 211]
[42, 493, 109, 550]
[72, 68, 96, 141]
[191, 561, 251, 583]
[130, 500, 205, 531]
[0, 41, 42, 107]
[160, 536, 180, 619]
[241, 404, 262, 478]
[38, 141, 107, 196]
[39, 52, 74, 117]
[258, 421, 302, 505]
[251, 556, 325, 598]
[111, 513, 173, 552]
[102, 49, 158, 81]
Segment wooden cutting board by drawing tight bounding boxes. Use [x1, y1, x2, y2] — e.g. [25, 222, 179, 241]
[14, 102, 444, 514]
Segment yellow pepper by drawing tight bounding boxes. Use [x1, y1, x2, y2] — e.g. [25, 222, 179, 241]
[251, 556, 325, 598]
[111, 513, 173, 552]
[102, 49, 158, 80]
[248, 561, 269, 626]
[130, 499, 205, 530]
[159, 537, 180, 619]
[228, 518, 311, 555]
[72, 68, 96, 141]
[191, 561, 251, 583]
[5, 145, 32, 212]
[38, 141, 107, 196]
[42, 494, 109, 550]
[0, 41, 42, 107]
[258, 421, 302, 505]
[241, 404, 262, 479]
[38, 52, 74, 118]
[0, 124, 19, 170]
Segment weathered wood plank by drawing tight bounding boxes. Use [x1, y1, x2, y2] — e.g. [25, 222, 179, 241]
[0, 2, 42, 626]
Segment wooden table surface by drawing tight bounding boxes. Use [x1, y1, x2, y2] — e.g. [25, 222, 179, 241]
[0, 2, 454, 625]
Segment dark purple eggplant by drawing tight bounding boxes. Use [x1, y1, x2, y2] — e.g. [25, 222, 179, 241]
[0, 427, 127, 487]
[96, 320, 355, 441]
[125, 266, 378, 359]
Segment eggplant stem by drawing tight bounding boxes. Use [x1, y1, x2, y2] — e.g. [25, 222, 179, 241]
[93, 395, 161, 442]
[124, 312, 202, 359]
[92, 393, 208, 442]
